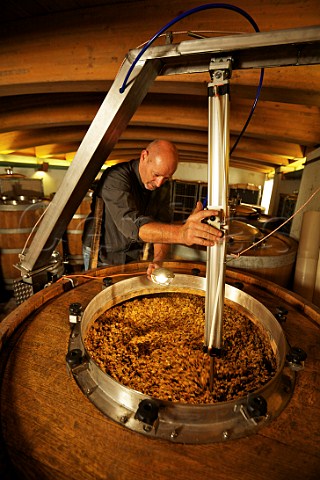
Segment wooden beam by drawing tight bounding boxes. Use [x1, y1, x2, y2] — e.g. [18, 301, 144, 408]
[229, 161, 272, 173]
[230, 151, 290, 166]
[1, 94, 318, 147]
[228, 135, 304, 158]
[150, 73, 320, 107]
[0, 127, 87, 151]
[35, 144, 80, 158]
[1, 1, 319, 95]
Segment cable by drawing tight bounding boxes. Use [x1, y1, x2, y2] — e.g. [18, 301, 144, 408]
[230, 68, 264, 154]
[56, 271, 147, 284]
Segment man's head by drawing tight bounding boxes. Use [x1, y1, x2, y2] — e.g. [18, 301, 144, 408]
[139, 139, 179, 191]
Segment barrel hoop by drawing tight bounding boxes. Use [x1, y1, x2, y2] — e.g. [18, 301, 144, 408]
[0, 203, 45, 211]
[0, 248, 24, 254]
[66, 256, 84, 264]
[0, 227, 36, 234]
[72, 214, 88, 219]
[66, 229, 83, 235]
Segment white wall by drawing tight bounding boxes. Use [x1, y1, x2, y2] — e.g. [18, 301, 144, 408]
[291, 150, 320, 241]
[0, 160, 66, 197]
[174, 162, 265, 188]
[1, 159, 266, 198]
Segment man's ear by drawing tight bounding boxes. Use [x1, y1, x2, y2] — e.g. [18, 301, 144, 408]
[140, 149, 148, 164]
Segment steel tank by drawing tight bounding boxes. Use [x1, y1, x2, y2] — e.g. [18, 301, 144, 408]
[0, 261, 319, 480]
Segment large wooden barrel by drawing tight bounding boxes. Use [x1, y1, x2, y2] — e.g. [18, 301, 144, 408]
[62, 194, 92, 270]
[172, 223, 298, 288]
[226, 231, 298, 287]
[0, 201, 48, 293]
[0, 261, 319, 480]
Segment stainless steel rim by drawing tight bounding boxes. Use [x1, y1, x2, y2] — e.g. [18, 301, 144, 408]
[67, 274, 295, 444]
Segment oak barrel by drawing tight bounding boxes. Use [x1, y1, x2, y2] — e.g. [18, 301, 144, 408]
[226, 231, 298, 287]
[0, 261, 319, 480]
[172, 224, 298, 288]
[62, 194, 92, 270]
[0, 201, 48, 292]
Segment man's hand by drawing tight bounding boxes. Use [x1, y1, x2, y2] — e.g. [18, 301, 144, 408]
[181, 201, 224, 247]
[139, 202, 224, 248]
[146, 262, 160, 281]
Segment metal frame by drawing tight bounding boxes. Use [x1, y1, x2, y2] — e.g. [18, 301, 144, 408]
[204, 58, 231, 359]
[17, 25, 320, 276]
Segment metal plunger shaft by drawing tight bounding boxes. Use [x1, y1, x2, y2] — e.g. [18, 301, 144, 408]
[205, 58, 231, 390]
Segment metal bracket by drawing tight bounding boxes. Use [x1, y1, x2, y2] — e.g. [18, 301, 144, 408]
[209, 57, 233, 84]
[201, 209, 224, 229]
[286, 346, 307, 371]
[235, 394, 268, 426]
[69, 302, 83, 325]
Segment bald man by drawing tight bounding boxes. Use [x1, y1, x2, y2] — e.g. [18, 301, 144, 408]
[82, 139, 222, 269]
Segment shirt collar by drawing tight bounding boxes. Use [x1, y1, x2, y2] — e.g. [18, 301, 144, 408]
[132, 158, 145, 189]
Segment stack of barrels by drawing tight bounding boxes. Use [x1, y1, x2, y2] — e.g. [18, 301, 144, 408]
[62, 193, 92, 271]
[0, 174, 47, 298]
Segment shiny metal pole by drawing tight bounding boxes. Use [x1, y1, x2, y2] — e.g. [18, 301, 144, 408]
[205, 59, 231, 385]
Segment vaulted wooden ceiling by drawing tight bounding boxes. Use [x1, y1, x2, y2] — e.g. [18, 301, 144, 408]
[0, 0, 319, 175]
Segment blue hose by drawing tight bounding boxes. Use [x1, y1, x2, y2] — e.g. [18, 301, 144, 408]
[119, 3, 260, 93]
[230, 68, 264, 155]
[118, 3, 264, 155]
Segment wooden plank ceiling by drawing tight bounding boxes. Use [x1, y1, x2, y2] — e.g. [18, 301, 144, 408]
[0, 0, 319, 175]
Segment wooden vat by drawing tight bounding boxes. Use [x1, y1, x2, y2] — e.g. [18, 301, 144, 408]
[226, 231, 298, 288]
[172, 223, 298, 288]
[0, 201, 48, 293]
[0, 261, 319, 480]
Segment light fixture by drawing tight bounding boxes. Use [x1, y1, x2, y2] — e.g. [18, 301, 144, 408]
[38, 162, 49, 172]
[151, 267, 175, 286]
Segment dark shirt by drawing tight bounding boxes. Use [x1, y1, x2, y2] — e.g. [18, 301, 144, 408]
[82, 159, 173, 265]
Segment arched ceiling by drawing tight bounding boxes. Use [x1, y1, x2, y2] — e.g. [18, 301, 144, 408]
[0, 0, 319, 175]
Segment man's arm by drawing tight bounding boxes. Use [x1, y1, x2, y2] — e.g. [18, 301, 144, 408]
[139, 202, 223, 248]
[153, 243, 171, 263]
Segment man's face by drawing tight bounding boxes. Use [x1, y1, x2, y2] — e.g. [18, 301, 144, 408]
[139, 148, 178, 191]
